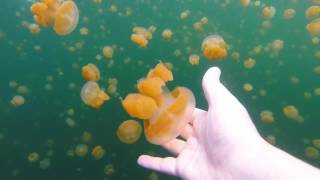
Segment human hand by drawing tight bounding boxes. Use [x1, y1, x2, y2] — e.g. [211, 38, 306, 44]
[137, 67, 272, 180]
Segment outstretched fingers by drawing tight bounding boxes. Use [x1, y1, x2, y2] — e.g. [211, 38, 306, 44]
[137, 155, 177, 176]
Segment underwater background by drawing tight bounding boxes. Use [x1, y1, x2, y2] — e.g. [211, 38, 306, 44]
[0, 0, 320, 179]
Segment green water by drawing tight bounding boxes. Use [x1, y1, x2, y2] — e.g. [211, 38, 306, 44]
[0, 0, 319, 179]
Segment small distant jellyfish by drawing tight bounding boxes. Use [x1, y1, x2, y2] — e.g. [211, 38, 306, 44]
[193, 22, 203, 32]
[261, 6, 276, 19]
[82, 63, 100, 81]
[39, 158, 51, 170]
[131, 33, 148, 48]
[189, 54, 200, 65]
[75, 144, 88, 157]
[180, 10, 190, 19]
[260, 110, 275, 124]
[17, 85, 29, 94]
[65, 117, 76, 128]
[79, 27, 89, 36]
[28, 23, 41, 34]
[104, 163, 115, 176]
[312, 139, 320, 149]
[28, 152, 40, 163]
[162, 29, 173, 41]
[102, 46, 114, 58]
[305, 146, 319, 159]
[116, 120, 142, 144]
[231, 52, 240, 61]
[283, 9, 296, 19]
[91, 145, 105, 160]
[243, 83, 253, 92]
[265, 135, 276, 145]
[80, 81, 110, 108]
[10, 95, 25, 107]
[201, 35, 228, 61]
[200, 17, 208, 25]
[283, 105, 304, 123]
[82, 131, 92, 143]
[271, 39, 284, 52]
[243, 58, 256, 69]
[30, 0, 79, 35]
[240, 0, 250, 7]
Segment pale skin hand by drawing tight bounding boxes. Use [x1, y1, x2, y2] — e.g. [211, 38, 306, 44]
[138, 67, 320, 180]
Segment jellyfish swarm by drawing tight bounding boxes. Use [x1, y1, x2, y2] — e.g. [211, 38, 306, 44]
[81, 81, 109, 108]
[122, 63, 196, 145]
[30, 0, 79, 35]
[202, 35, 227, 61]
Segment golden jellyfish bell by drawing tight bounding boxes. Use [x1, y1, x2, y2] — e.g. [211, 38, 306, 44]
[137, 77, 165, 98]
[117, 120, 142, 144]
[91, 145, 105, 160]
[102, 46, 114, 58]
[306, 18, 320, 36]
[80, 81, 109, 108]
[82, 63, 100, 81]
[75, 144, 88, 157]
[162, 29, 173, 41]
[131, 33, 148, 48]
[28, 152, 40, 163]
[261, 6, 276, 19]
[201, 35, 228, 61]
[132, 27, 152, 40]
[189, 54, 200, 65]
[147, 63, 173, 82]
[122, 93, 158, 120]
[305, 6, 320, 19]
[144, 87, 195, 145]
[54, 1, 79, 35]
[240, 0, 250, 7]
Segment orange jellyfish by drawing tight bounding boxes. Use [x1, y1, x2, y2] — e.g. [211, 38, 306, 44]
[80, 81, 109, 108]
[117, 120, 142, 144]
[143, 87, 195, 145]
[306, 18, 320, 36]
[91, 145, 105, 160]
[102, 46, 114, 58]
[131, 27, 152, 47]
[82, 63, 100, 81]
[131, 33, 148, 48]
[146, 63, 173, 82]
[122, 63, 195, 145]
[122, 94, 158, 120]
[30, 0, 79, 35]
[162, 29, 173, 41]
[201, 35, 228, 61]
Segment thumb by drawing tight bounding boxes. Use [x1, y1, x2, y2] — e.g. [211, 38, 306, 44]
[202, 67, 244, 111]
[201, 67, 223, 108]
